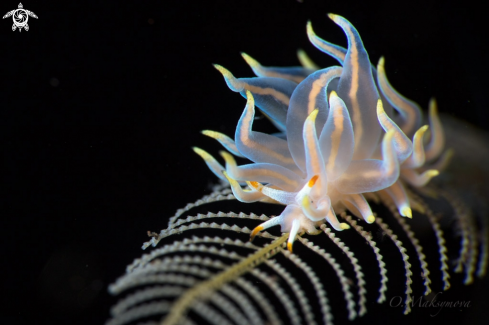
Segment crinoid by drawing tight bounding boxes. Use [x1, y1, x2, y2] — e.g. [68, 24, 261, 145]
[107, 14, 488, 325]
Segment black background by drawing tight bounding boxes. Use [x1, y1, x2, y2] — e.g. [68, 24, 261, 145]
[1, 0, 488, 324]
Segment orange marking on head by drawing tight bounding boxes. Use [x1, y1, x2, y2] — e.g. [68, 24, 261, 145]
[249, 181, 262, 191]
[287, 242, 293, 253]
[308, 175, 319, 187]
[250, 225, 264, 242]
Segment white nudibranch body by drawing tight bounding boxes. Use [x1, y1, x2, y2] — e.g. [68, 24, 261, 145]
[194, 14, 447, 251]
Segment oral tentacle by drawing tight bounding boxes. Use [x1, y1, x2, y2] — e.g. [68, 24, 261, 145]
[247, 180, 297, 205]
[222, 171, 266, 203]
[287, 219, 301, 252]
[250, 216, 281, 242]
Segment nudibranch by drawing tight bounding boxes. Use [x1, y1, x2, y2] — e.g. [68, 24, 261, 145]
[194, 14, 446, 252]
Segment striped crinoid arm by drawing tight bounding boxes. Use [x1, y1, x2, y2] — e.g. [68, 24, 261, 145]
[477, 208, 489, 278]
[110, 226, 290, 325]
[379, 191, 432, 296]
[320, 224, 367, 317]
[342, 213, 388, 303]
[108, 183, 488, 325]
[110, 203, 344, 325]
[441, 189, 480, 285]
[168, 187, 235, 227]
[283, 247, 334, 325]
[374, 215, 414, 315]
[249, 267, 303, 325]
[143, 210, 268, 250]
[264, 259, 317, 325]
[406, 187, 451, 290]
[296, 236, 351, 322]
[233, 277, 282, 325]
[392, 210, 432, 295]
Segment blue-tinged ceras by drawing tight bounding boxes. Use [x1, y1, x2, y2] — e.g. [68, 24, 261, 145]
[194, 14, 446, 251]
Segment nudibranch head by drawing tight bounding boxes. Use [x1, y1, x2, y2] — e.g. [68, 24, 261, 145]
[195, 14, 447, 251]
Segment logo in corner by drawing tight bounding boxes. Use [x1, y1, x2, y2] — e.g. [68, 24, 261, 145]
[3, 3, 37, 32]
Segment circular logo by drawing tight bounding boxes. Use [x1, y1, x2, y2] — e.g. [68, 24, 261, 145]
[3, 3, 38, 32]
[13, 9, 28, 27]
